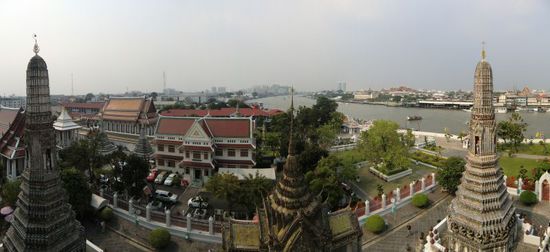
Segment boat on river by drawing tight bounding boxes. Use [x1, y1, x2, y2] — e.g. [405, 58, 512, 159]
[407, 115, 422, 121]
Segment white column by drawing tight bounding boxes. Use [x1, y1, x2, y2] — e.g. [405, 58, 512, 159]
[113, 192, 118, 208]
[186, 213, 192, 231]
[396, 188, 401, 202]
[431, 172, 436, 185]
[99, 188, 104, 197]
[381, 194, 387, 209]
[129, 199, 134, 214]
[518, 178, 523, 194]
[146, 203, 152, 221]
[503, 175, 508, 187]
[165, 209, 171, 227]
[208, 216, 214, 235]
[410, 182, 415, 197]
[421, 178, 426, 191]
[364, 200, 370, 215]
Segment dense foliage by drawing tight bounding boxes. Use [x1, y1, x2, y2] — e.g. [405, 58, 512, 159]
[436, 157, 466, 194]
[1, 179, 21, 206]
[497, 112, 527, 154]
[60, 167, 92, 218]
[411, 151, 446, 167]
[519, 191, 538, 206]
[411, 193, 429, 208]
[112, 154, 150, 199]
[360, 120, 412, 174]
[205, 173, 274, 213]
[149, 228, 171, 249]
[305, 155, 357, 208]
[364, 215, 385, 234]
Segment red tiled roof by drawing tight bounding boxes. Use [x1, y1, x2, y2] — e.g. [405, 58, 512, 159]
[161, 107, 283, 117]
[62, 102, 105, 110]
[0, 108, 25, 159]
[0, 107, 21, 135]
[156, 117, 195, 135]
[100, 97, 157, 122]
[204, 119, 250, 138]
[156, 116, 251, 138]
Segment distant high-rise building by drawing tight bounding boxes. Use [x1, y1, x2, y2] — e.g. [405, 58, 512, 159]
[3, 36, 86, 252]
[218, 87, 227, 93]
[337, 82, 347, 92]
[0, 96, 26, 109]
[446, 47, 517, 251]
[211, 87, 217, 93]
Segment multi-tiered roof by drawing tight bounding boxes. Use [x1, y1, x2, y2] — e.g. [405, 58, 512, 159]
[3, 36, 85, 252]
[447, 47, 517, 251]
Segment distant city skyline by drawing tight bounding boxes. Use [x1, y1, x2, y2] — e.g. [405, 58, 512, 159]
[1, 0, 549, 96]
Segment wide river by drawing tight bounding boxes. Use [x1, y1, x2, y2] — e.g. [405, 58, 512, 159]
[249, 96, 550, 137]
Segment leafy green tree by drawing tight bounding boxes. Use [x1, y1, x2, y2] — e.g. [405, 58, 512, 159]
[149, 228, 171, 249]
[119, 154, 149, 199]
[312, 96, 338, 126]
[205, 173, 241, 209]
[360, 120, 411, 174]
[403, 129, 416, 148]
[436, 156, 465, 194]
[61, 167, 92, 218]
[84, 93, 95, 102]
[297, 144, 328, 173]
[306, 155, 357, 208]
[1, 179, 21, 206]
[376, 184, 384, 197]
[497, 112, 527, 153]
[239, 173, 274, 212]
[99, 207, 113, 222]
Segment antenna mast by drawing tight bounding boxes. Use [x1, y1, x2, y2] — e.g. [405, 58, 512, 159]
[163, 71, 166, 92]
[71, 73, 74, 96]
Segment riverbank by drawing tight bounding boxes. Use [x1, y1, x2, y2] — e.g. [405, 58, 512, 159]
[249, 95, 550, 136]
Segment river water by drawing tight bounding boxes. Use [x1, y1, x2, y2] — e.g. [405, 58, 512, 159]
[249, 96, 550, 137]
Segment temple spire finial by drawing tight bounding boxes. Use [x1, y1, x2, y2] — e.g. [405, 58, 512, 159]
[288, 86, 295, 155]
[481, 41, 486, 61]
[33, 34, 40, 55]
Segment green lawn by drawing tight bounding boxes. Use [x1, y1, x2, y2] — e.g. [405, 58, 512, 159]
[499, 156, 547, 177]
[502, 143, 550, 156]
[356, 163, 436, 198]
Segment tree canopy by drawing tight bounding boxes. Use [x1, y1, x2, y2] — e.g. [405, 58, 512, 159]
[205, 173, 274, 213]
[360, 120, 411, 173]
[60, 167, 92, 218]
[1, 179, 21, 206]
[436, 156, 466, 194]
[305, 155, 357, 208]
[497, 112, 527, 153]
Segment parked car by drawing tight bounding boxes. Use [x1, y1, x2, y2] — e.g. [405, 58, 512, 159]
[154, 190, 178, 203]
[187, 196, 208, 208]
[163, 173, 178, 186]
[192, 208, 207, 219]
[146, 169, 159, 182]
[154, 171, 168, 184]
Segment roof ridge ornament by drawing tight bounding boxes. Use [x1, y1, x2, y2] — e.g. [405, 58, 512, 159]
[33, 34, 40, 55]
[481, 41, 486, 61]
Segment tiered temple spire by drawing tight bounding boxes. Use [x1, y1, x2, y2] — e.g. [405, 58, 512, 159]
[3, 35, 86, 252]
[446, 45, 517, 251]
[133, 124, 153, 160]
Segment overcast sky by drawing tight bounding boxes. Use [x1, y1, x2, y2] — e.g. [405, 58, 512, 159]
[1, 0, 549, 96]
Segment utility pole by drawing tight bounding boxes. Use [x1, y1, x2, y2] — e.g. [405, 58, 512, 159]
[163, 71, 166, 93]
[71, 73, 74, 96]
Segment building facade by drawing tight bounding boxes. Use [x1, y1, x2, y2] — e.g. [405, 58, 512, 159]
[3, 38, 85, 251]
[53, 108, 82, 149]
[153, 116, 256, 184]
[0, 107, 25, 181]
[446, 48, 517, 251]
[97, 97, 158, 149]
[0, 97, 26, 109]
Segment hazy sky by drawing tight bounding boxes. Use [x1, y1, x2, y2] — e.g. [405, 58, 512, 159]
[1, 0, 549, 96]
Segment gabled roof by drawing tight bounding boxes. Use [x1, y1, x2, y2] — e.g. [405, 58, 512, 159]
[0, 107, 25, 159]
[53, 109, 81, 131]
[0, 106, 21, 136]
[100, 97, 157, 123]
[155, 116, 252, 138]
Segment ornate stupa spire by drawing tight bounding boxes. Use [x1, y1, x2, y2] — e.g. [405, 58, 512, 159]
[446, 45, 517, 251]
[133, 124, 153, 160]
[3, 35, 86, 251]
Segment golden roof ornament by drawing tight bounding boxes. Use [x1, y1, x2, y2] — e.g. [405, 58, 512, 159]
[33, 34, 40, 55]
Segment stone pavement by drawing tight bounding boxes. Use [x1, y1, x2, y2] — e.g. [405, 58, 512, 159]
[84, 214, 222, 252]
[362, 189, 450, 251]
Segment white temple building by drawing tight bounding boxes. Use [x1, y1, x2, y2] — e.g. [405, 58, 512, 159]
[53, 108, 81, 149]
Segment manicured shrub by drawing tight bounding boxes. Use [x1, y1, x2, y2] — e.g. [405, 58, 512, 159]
[411, 193, 429, 208]
[149, 228, 171, 249]
[519, 191, 538, 206]
[99, 207, 113, 222]
[364, 215, 385, 234]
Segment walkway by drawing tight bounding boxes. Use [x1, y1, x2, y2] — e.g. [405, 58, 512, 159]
[362, 193, 451, 251]
[513, 153, 550, 160]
